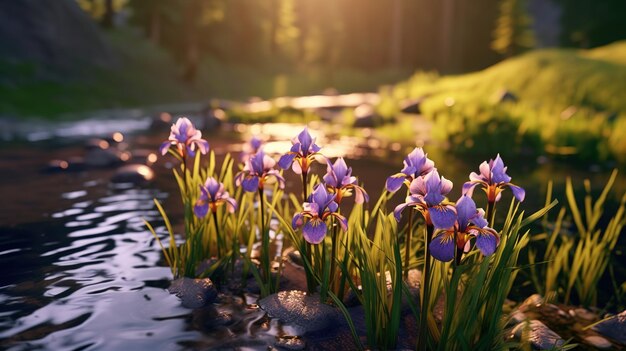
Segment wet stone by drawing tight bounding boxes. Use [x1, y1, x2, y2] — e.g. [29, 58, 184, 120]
[507, 310, 528, 326]
[573, 307, 597, 321]
[518, 293, 544, 312]
[592, 309, 626, 345]
[583, 335, 612, 349]
[511, 320, 564, 350]
[494, 89, 518, 103]
[400, 98, 423, 114]
[258, 290, 341, 334]
[84, 147, 122, 167]
[110, 164, 155, 185]
[45, 159, 70, 172]
[274, 336, 306, 350]
[352, 104, 381, 128]
[168, 277, 218, 309]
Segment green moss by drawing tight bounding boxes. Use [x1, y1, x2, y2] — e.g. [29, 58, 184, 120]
[389, 41, 626, 163]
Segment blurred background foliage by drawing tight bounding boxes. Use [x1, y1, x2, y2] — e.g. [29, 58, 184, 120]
[1, 0, 626, 163]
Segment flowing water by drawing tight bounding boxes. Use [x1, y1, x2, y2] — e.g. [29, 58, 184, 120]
[0, 113, 624, 350]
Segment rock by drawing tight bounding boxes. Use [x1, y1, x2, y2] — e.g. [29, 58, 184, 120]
[511, 320, 564, 350]
[127, 149, 158, 165]
[494, 89, 518, 103]
[573, 307, 597, 321]
[288, 250, 303, 267]
[592, 309, 626, 345]
[45, 159, 70, 172]
[168, 277, 218, 309]
[518, 294, 544, 312]
[352, 104, 381, 128]
[274, 336, 306, 350]
[110, 164, 154, 185]
[507, 310, 528, 326]
[583, 335, 612, 349]
[258, 290, 341, 333]
[200, 107, 225, 129]
[400, 98, 423, 114]
[84, 147, 122, 167]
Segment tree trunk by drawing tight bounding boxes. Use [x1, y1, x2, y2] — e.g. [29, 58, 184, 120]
[101, 0, 114, 28]
[182, 0, 200, 83]
[149, 6, 161, 45]
[390, 0, 403, 68]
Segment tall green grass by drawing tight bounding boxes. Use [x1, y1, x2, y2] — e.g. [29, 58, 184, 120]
[529, 170, 626, 307]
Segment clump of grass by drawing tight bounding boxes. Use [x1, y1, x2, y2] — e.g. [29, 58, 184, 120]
[146, 150, 241, 278]
[529, 169, 626, 307]
[143, 118, 625, 350]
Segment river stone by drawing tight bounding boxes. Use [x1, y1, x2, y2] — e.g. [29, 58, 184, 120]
[274, 336, 306, 350]
[110, 164, 154, 184]
[494, 89, 518, 103]
[352, 104, 381, 128]
[85, 147, 122, 167]
[518, 294, 544, 312]
[592, 309, 626, 345]
[258, 290, 340, 333]
[168, 277, 218, 309]
[400, 98, 423, 114]
[583, 335, 612, 349]
[573, 307, 597, 321]
[511, 320, 564, 349]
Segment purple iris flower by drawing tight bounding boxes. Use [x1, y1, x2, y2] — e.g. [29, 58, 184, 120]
[278, 127, 322, 175]
[393, 169, 457, 229]
[292, 185, 348, 244]
[241, 136, 263, 162]
[159, 117, 210, 157]
[429, 195, 499, 262]
[386, 147, 435, 193]
[323, 157, 369, 204]
[194, 177, 238, 218]
[235, 151, 285, 192]
[462, 154, 525, 203]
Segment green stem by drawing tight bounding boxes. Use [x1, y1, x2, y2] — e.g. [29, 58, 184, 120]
[454, 228, 463, 267]
[211, 210, 222, 258]
[259, 187, 271, 293]
[404, 209, 414, 279]
[417, 224, 434, 351]
[486, 200, 496, 227]
[182, 153, 188, 200]
[330, 217, 339, 295]
[301, 169, 317, 293]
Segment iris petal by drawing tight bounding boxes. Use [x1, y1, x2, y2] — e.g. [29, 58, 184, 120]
[429, 205, 457, 229]
[508, 184, 526, 202]
[303, 218, 327, 244]
[292, 213, 304, 229]
[455, 195, 476, 231]
[194, 202, 209, 218]
[462, 181, 479, 197]
[476, 233, 498, 256]
[242, 176, 259, 192]
[298, 128, 313, 155]
[278, 153, 297, 170]
[386, 174, 406, 193]
[429, 233, 455, 262]
[393, 202, 411, 222]
[159, 141, 172, 155]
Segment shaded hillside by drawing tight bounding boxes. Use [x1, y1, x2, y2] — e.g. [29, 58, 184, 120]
[0, 0, 116, 72]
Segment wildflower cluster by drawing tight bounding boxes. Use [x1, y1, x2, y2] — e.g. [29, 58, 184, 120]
[148, 117, 540, 351]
